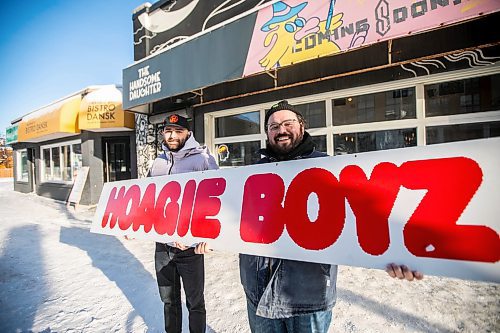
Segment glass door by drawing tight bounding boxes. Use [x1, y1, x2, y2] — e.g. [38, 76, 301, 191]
[103, 137, 131, 182]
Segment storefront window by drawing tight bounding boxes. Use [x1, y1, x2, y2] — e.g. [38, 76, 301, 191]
[334, 128, 416, 155]
[72, 144, 82, 179]
[425, 74, 500, 117]
[62, 145, 71, 181]
[426, 121, 500, 144]
[264, 101, 326, 128]
[215, 111, 260, 137]
[16, 149, 29, 182]
[332, 88, 416, 125]
[208, 71, 500, 162]
[52, 147, 61, 180]
[216, 141, 261, 167]
[292, 101, 326, 128]
[41, 141, 82, 183]
[311, 135, 327, 153]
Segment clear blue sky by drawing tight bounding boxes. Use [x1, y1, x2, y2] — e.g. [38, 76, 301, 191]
[0, 0, 144, 136]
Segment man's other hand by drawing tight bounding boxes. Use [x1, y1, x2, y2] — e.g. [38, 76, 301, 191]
[386, 263, 424, 281]
[194, 242, 212, 254]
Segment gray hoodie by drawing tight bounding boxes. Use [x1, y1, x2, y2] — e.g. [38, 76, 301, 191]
[149, 133, 219, 247]
[149, 133, 218, 177]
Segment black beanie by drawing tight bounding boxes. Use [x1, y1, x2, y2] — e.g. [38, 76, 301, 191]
[264, 100, 303, 128]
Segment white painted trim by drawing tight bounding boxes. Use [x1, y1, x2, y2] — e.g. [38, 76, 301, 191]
[212, 106, 265, 118]
[423, 111, 500, 127]
[331, 120, 418, 134]
[204, 113, 213, 152]
[415, 83, 426, 146]
[40, 139, 81, 150]
[213, 134, 264, 145]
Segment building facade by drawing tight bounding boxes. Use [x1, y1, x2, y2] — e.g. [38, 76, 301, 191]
[125, 0, 500, 176]
[10, 85, 137, 205]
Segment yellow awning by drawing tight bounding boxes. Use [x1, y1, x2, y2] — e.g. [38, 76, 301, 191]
[79, 86, 135, 131]
[18, 95, 81, 142]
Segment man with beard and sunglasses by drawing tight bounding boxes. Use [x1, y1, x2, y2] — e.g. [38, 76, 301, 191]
[149, 114, 218, 333]
[239, 100, 423, 333]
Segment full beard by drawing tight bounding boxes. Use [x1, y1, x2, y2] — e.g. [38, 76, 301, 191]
[165, 139, 184, 152]
[271, 133, 303, 155]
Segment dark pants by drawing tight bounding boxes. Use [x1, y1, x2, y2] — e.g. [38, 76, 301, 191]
[155, 243, 206, 333]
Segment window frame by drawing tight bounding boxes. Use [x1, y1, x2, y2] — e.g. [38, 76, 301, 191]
[205, 65, 500, 163]
[214, 111, 261, 138]
[40, 139, 82, 184]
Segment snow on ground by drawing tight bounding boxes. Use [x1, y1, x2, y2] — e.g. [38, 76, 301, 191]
[0, 180, 498, 333]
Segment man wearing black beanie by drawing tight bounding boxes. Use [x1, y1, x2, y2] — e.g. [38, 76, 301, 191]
[239, 100, 423, 333]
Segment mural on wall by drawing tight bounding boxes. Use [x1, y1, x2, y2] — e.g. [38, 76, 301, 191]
[135, 113, 170, 178]
[243, 0, 500, 75]
[135, 114, 158, 178]
[400, 49, 500, 77]
[254, 1, 345, 71]
[133, 0, 273, 60]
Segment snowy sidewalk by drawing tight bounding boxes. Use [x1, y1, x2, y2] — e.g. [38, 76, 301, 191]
[0, 182, 498, 332]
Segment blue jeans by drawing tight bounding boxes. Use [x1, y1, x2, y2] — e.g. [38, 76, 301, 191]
[246, 300, 332, 333]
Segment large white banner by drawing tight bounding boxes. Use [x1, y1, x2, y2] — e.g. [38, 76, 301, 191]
[92, 138, 500, 283]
